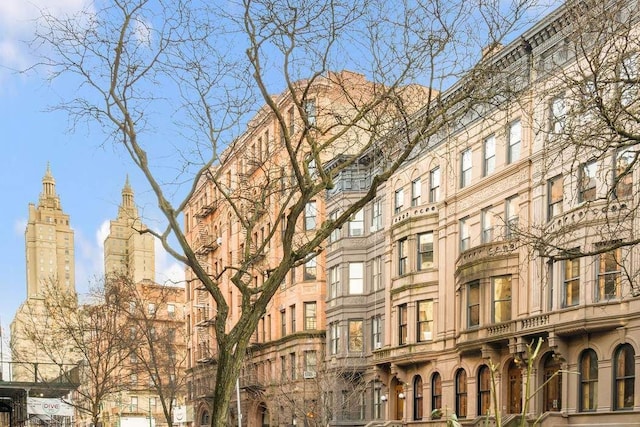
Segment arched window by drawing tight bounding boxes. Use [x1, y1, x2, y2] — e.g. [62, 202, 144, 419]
[200, 410, 210, 427]
[579, 349, 598, 411]
[477, 365, 491, 416]
[614, 344, 635, 410]
[431, 372, 442, 413]
[413, 375, 423, 420]
[543, 353, 562, 412]
[455, 369, 467, 418]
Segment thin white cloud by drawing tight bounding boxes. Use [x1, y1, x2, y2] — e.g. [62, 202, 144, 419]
[73, 227, 104, 295]
[96, 219, 110, 252]
[155, 237, 185, 287]
[0, 0, 92, 79]
[132, 17, 153, 48]
[13, 218, 27, 235]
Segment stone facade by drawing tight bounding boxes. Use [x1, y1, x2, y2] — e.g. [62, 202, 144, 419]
[184, 2, 640, 426]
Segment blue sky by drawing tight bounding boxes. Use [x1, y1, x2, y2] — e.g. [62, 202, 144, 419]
[0, 0, 560, 355]
[0, 0, 184, 347]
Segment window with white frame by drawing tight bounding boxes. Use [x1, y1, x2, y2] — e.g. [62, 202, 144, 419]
[508, 120, 521, 163]
[505, 195, 519, 239]
[460, 217, 470, 251]
[398, 238, 408, 275]
[304, 350, 317, 373]
[329, 265, 340, 299]
[348, 319, 364, 352]
[429, 167, 440, 202]
[348, 209, 364, 237]
[348, 262, 364, 294]
[330, 322, 339, 354]
[328, 210, 341, 242]
[304, 257, 317, 280]
[373, 255, 383, 290]
[483, 135, 496, 176]
[371, 315, 382, 350]
[597, 248, 621, 301]
[550, 95, 566, 134]
[130, 396, 138, 412]
[563, 257, 580, 307]
[417, 232, 434, 270]
[394, 188, 404, 214]
[305, 201, 317, 230]
[304, 302, 317, 330]
[373, 382, 383, 419]
[614, 149, 634, 199]
[398, 304, 408, 345]
[481, 207, 494, 243]
[371, 198, 383, 231]
[492, 275, 512, 323]
[417, 300, 433, 342]
[461, 148, 472, 187]
[579, 160, 597, 202]
[411, 178, 422, 206]
[548, 175, 564, 219]
[468, 281, 480, 327]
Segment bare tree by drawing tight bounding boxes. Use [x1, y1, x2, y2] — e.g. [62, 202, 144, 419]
[15, 280, 132, 427]
[112, 276, 188, 427]
[244, 353, 370, 426]
[506, 0, 640, 297]
[35, 0, 540, 424]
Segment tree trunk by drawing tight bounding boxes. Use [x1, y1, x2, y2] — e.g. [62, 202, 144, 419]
[210, 344, 245, 427]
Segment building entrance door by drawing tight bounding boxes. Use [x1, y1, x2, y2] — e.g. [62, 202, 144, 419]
[508, 360, 522, 414]
[395, 385, 404, 420]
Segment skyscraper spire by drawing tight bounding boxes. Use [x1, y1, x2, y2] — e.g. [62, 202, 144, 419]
[118, 175, 138, 219]
[39, 162, 60, 209]
[122, 174, 134, 209]
[105, 177, 155, 283]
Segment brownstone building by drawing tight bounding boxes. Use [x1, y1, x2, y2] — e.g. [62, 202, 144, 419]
[185, 2, 640, 426]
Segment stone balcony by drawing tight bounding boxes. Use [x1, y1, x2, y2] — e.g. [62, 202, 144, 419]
[374, 298, 637, 364]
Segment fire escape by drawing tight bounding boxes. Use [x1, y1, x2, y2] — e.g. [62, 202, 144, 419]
[191, 196, 220, 399]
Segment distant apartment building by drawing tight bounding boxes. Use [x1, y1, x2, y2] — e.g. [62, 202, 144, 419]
[99, 280, 187, 427]
[101, 181, 187, 427]
[185, 2, 640, 427]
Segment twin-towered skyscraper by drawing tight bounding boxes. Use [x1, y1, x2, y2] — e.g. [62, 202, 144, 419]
[11, 165, 155, 380]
